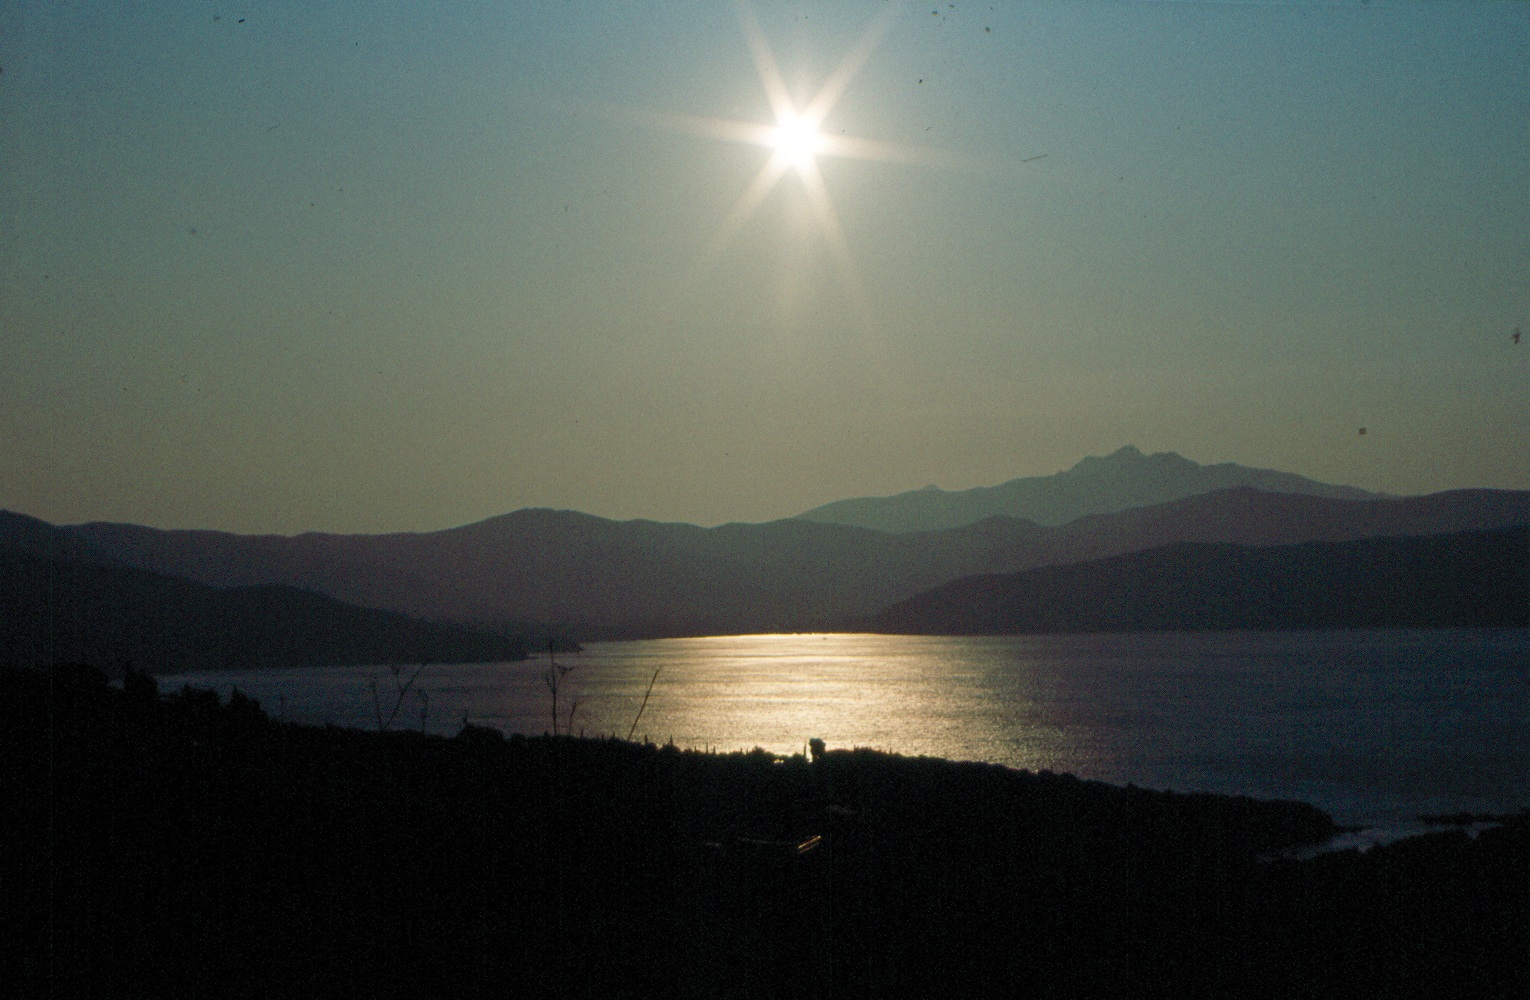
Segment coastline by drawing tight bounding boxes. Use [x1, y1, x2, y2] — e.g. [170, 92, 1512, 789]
[154, 627, 1530, 831]
[9, 662, 1527, 998]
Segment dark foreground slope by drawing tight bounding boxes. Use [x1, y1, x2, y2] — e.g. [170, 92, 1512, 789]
[870, 525, 1530, 635]
[7, 665, 1527, 999]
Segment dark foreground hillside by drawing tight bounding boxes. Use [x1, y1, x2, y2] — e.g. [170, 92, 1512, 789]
[6, 665, 1527, 999]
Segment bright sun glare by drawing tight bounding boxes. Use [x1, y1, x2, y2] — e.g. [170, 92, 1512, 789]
[770, 112, 825, 173]
[635, 3, 949, 326]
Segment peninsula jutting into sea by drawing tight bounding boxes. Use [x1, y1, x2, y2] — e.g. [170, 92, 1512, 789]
[12, 662, 1528, 998]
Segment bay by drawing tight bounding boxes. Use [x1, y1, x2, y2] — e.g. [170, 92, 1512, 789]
[162, 628, 1530, 830]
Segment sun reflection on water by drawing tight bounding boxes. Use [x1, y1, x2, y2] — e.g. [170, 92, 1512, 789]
[558, 632, 1080, 771]
[163, 629, 1530, 827]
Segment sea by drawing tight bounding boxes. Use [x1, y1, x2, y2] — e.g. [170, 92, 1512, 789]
[161, 628, 1530, 837]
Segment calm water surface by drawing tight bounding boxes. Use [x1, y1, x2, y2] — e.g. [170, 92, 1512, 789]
[164, 629, 1530, 828]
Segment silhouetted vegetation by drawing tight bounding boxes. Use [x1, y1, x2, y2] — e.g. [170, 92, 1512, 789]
[7, 662, 1526, 998]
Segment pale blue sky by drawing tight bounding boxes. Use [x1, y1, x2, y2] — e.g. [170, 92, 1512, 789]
[2, 1, 1526, 532]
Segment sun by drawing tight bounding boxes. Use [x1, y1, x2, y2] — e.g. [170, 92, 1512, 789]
[624, 3, 942, 322]
[627, 4, 948, 326]
[693, 2, 911, 320]
[769, 111, 826, 174]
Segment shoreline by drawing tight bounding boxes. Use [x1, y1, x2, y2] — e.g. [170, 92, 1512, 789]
[150, 626, 1530, 831]
[10, 661, 1528, 997]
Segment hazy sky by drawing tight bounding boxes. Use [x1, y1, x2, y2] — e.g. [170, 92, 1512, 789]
[3, 0, 1527, 534]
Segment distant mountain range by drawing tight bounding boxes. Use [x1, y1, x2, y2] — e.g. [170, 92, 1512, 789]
[794, 445, 1381, 533]
[0, 511, 527, 673]
[6, 448, 1527, 655]
[867, 525, 1530, 635]
[37, 482, 1530, 642]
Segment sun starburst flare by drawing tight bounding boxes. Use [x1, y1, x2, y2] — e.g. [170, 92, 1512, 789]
[627, 3, 955, 329]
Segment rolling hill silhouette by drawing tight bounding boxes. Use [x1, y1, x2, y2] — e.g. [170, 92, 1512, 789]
[1, 511, 527, 671]
[866, 525, 1530, 634]
[52, 486, 1530, 640]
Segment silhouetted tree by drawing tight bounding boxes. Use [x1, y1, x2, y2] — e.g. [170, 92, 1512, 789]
[122, 664, 158, 703]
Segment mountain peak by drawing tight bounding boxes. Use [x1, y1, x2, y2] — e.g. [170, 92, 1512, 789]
[1066, 445, 1194, 473]
[795, 448, 1379, 533]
